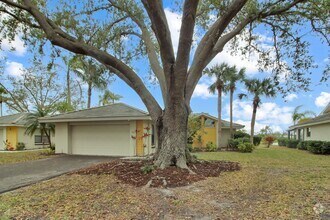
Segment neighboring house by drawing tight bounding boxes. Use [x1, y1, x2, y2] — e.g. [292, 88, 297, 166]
[192, 113, 245, 148]
[39, 103, 156, 157]
[0, 113, 52, 150]
[288, 103, 330, 142]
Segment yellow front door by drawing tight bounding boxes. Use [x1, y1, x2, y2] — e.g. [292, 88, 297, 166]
[136, 120, 144, 156]
[6, 126, 18, 149]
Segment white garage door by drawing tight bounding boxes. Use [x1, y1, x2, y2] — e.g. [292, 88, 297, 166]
[71, 124, 131, 156]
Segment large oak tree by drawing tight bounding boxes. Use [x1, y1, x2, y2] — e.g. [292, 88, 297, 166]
[0, 0, 328, 168]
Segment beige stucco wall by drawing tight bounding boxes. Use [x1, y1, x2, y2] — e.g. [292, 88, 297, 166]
[219, 129, 231, 148]
[303, 123, 330, 141]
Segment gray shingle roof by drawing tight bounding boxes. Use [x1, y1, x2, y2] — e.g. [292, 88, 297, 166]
[0, 113, 29, 126]
[193, 113, 244, 129]
[40, 103, 150, 122]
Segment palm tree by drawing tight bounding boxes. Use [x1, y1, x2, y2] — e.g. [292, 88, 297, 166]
[99, 89, 123, 106]
[239, 78, 276, 144]
[292, 105, 316, 125]
[72, 56, 111, 108]
[25, 107, 55, 147]
[205, 63, 233, 149]
[224, 66, 246, 138]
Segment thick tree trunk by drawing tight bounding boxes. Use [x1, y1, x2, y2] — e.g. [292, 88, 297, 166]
[217, 87, 222, 149]
[229, 88, 234, 138]
[153, 101, 189, 169]
[250, 102, 258, 144]
[87, 82, 92, 108]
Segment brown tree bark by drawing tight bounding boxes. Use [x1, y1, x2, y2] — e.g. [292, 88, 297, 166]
[87, 82, 92, 108]
[154, 99, 189, 169]
[250, 98, 259, 144]
[229, 88, 234, 138]
[66, 65, 71, 106]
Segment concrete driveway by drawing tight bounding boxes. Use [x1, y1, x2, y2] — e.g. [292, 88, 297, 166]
[0, 155, 116, 194]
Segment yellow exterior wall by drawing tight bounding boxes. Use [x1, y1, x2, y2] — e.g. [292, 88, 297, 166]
[192, 116, 217, 148]
[136, 120, 144, 156]
[6, 126, 18, 149]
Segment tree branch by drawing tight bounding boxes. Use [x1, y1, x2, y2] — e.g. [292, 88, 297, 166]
[12, 0, 163, 120]
[108, 0, 167, 104]
[141, 0, 175, 76]
[175, 0, 199, 80]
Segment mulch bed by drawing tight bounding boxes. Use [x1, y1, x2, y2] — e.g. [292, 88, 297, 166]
[71, 160, 240, 188]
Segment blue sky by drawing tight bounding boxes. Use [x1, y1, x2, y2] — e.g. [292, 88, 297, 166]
[0, 3, 329, 134]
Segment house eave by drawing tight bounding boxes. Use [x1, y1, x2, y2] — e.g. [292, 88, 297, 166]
[0, 124, 25, 127]
[288, 119, 330, 130]
[39, 116, 152, 123]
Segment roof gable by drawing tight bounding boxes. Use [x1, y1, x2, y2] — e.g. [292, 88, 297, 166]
[193, 113, 244, 129]
[40, 103, 150, 122]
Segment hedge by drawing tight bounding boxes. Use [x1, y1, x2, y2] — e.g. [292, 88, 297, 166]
[253, 136, 262, 146]
[305, 141, 330, 155]
[278, 138, 288, 147]
[228, 138, 250, 149]
[286, 139, 300, 148]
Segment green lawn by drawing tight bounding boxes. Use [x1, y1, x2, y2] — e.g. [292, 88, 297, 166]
[0, 146, 329, 219]
[0, 149, 52, 165]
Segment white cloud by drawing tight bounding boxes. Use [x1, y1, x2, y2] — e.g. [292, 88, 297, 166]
[1, 35, 27, 56]
[192, 83, 216, 99]
[5, 61, 25, 77]
[315, 92, 330, 108]
[284, 93, 298, 102]
[0, 14, 27, 56]
[233, 119, 283, 134]
[226, 100, 293, 133]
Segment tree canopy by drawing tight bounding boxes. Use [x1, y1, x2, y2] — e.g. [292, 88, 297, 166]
[0, 0, 329, 168]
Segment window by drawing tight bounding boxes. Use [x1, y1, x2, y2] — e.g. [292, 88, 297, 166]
[204, 118, 215, 127]
[307, 127, 311, 137]
[151, 125, 155, 146]
[34, 135, 49, 145]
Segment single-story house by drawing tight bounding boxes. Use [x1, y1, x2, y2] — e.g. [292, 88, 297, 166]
[288, 102, 330, 142]
[0, 113, 52, 150]
[192, 113, 245, 148]
[39, 103, 156, 157]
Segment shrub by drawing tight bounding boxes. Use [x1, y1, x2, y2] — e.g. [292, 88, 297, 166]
[286, 139, 300, 148]
[16, 142, 25, 151]
[50, 143, 55, 151]
[297, 141, 308, 150]
[253, 136, 262, 146]
[206, 141, 217, 152]
[228, 138, 240, 149]
[233, 130, 250, 139]
[306, 141, 330, 155]
[140, 164, 156, 174]
[278, 138, 288, 147]
[264, 135, 276, 148]
[238, 142, 254, 153]
[228, 138, 250, 149]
